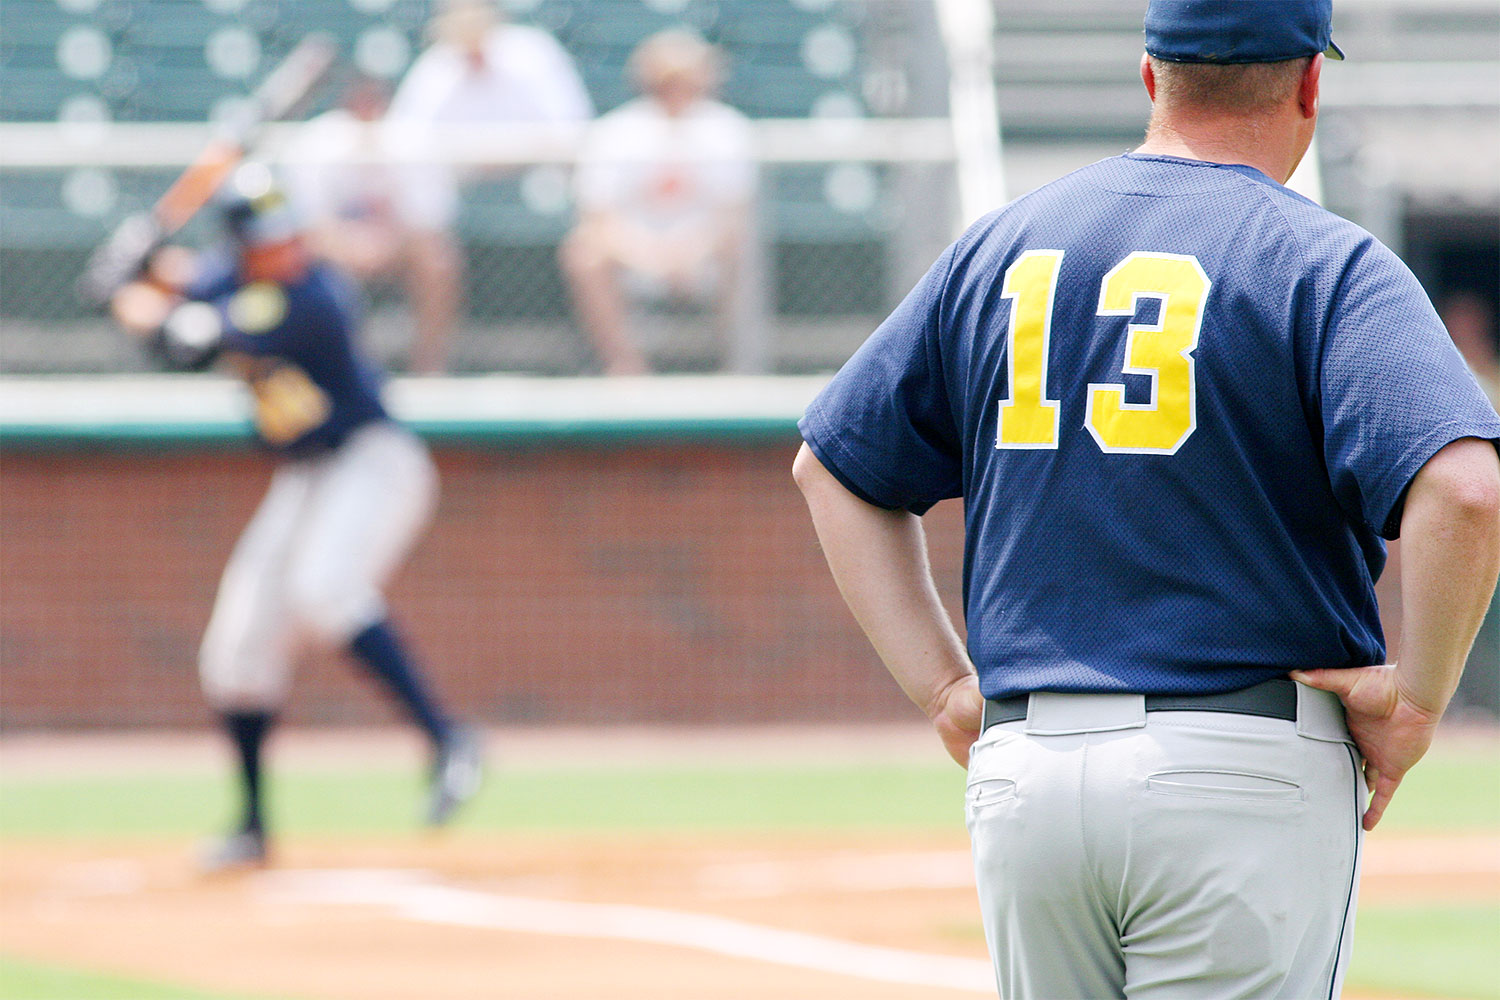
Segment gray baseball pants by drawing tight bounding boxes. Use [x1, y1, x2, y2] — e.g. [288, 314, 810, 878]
[199, 421, 437, 711]
[965, 683, 1363, 999]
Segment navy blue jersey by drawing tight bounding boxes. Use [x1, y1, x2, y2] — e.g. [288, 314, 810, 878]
[187, 257, 389, 457]
[800, 154, 1500, 698]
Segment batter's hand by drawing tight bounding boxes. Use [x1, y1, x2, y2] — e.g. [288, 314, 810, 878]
[929, 673, 984, 768]
[1291, 665, 1444, 832]
[111, 281, 177, 340]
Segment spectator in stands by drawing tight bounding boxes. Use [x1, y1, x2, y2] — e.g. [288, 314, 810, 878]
[282, 74, 461, 375]
[385, 0, 594, 371]
[560, 29, 758, 376]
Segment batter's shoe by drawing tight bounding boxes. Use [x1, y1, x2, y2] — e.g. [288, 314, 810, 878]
[426, 726, 484, 826]
[199, 829, 268, 875]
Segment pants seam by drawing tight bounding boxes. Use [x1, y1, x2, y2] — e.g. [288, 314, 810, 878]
[1324, 742, 1363, 1000]
[1078, 735, 1125, 988]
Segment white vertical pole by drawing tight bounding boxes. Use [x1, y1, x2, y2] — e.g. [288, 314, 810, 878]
[935, 0, 1007, 230]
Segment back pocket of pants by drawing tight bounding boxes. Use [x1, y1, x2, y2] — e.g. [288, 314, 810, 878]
[966, 778, 1018, 813]
[1146, 769, 1303, 802]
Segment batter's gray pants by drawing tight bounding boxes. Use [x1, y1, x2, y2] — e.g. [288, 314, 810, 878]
[965, 683, 1363, 999]
[199, 422, 437, 711]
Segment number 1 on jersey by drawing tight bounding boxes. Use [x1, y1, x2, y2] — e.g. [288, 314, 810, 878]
[996, 250, 1210, 455]
[997, 250, 1064, 448]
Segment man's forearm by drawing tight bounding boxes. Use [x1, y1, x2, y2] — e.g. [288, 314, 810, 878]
[1396, 436, 1500, 713]
[792, 444, 974, 719]
[1294, 437, 1500, 829]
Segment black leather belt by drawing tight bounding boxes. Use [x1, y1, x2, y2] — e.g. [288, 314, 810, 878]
[981, 677, 1298, 733]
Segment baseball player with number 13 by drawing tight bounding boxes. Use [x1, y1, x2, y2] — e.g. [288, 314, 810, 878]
[110, 164, 484, 873]
[795, 1, 1500, 997]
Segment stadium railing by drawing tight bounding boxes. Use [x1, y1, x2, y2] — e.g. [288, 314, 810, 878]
[0, 116, 961, 376]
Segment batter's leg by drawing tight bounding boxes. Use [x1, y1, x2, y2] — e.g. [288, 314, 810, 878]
[211, 709, 274, 865]
[285, 425, 481, 822]
[288, 425, 445, 735]
[198, 464, 314, 871]
[349, 617, 453, 745]
[284, 424, 434, 641]
[348, 618, 482, 825]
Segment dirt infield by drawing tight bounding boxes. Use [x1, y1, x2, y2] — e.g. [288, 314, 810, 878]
[3, 830, 1495, 1000]
[2, 727, 1495, 1000]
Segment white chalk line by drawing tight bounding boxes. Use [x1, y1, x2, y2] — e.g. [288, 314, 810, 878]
[698, 849, 976, 898]
[255, 868, 995, 994]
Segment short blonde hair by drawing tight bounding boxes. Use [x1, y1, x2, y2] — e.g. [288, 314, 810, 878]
[431, 0, 499, 49]
[629, 29, 721, 96]
[1148, 55, 1311, 115]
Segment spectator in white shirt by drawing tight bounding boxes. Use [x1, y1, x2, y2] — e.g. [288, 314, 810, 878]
[560, 29, 758, 375]
[382, 0, 594, 372]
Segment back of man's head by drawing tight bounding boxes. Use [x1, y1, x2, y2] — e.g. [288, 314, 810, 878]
[1148, 56, 1310, 116]
[1143, 0, 1340, 115]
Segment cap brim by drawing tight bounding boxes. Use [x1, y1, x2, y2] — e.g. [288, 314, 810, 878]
[1324, 39, 1345, 61]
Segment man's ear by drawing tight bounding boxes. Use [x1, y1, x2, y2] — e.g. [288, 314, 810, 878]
[1298, 53, 1323, 120]
[1141, 52, 1157, 102]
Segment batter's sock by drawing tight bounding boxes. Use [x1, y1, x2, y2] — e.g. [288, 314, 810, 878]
[222, 710, 273, 836]
[350, 619, 453, 747]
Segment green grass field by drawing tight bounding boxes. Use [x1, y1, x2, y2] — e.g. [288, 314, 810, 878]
[1, 734, 1496, 1000]
[0, 959, 297, 1000]
[2, 737, 1494, 839]
[0, 761, 970, 839]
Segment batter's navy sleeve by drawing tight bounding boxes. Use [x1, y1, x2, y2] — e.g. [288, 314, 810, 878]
[1314, 238, 1500, 539]
[185, 254, 238, 302]
[799, 242, 965, 515]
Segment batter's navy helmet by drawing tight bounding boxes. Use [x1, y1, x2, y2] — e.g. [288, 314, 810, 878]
[218, 163, 303, 246]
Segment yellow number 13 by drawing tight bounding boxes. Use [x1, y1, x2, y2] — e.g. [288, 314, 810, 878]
[998, 250, 1210, 455]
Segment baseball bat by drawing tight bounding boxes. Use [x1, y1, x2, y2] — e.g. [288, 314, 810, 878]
[78, 33, 338, 306]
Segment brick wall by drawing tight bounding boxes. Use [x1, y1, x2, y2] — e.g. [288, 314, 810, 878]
[0, 440, 967, 731]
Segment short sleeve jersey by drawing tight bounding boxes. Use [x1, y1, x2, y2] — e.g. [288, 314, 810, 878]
[799, 154, 1500, 699]
[188, 258, 389, 458]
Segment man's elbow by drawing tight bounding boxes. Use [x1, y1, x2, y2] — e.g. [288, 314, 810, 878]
[792, 442, 825, 499]
[794, 442, 862, 510]
[1456, 465, 1500, 527]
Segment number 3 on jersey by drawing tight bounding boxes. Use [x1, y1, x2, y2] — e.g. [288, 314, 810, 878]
[997, 250, 1210, 454]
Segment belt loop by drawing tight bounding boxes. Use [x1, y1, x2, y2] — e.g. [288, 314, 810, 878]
[1295, 682, 1355, 745]
[1025, 693, 1147, 735]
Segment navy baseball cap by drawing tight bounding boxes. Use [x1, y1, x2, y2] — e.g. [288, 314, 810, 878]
[1145, 0, 1345, 64]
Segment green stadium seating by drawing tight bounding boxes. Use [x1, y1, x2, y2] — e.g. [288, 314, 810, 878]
[0, 0, 892, 358]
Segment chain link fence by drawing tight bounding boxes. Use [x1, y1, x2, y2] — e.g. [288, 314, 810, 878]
[1, 161, 955, 375]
